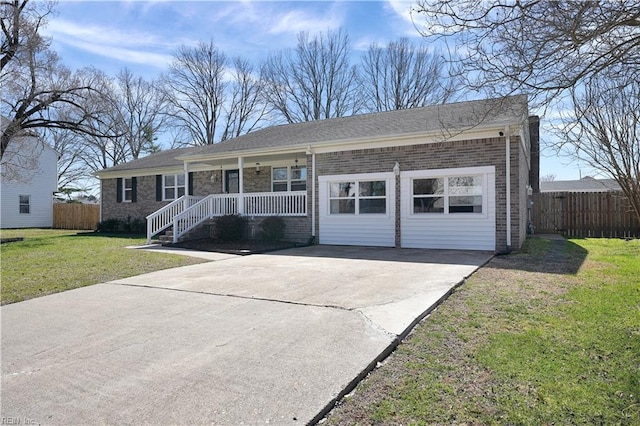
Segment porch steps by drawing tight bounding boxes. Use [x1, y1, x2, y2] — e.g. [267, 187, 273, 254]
[157, 219, 217, 246]
[158, 230, 173, 245]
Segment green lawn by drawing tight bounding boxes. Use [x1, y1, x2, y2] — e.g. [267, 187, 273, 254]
[0, 229, 206, 305]
[326, 237, 640, 425]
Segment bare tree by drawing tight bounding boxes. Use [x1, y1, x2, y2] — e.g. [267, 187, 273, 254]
[360, 38, 460, 112]
[115, 68, 169, 159]
[540, 174, 556, 183]
[413, 1, 640, 107]
[1, 0, 116, 169]
[262, 28, 360, 123]
[163, 41, 227, 145]
[559, 70, 640, 223]
[44, 126, 86, 190]
[220, 57, 269, 141]
[72, 68, 129, 173]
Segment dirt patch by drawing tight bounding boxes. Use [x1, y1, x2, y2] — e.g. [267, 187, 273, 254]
[170, 238, 306, 255]
[1, 237, 24, 244]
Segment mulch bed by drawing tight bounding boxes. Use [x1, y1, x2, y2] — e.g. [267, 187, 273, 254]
[170, 238, 307, 255]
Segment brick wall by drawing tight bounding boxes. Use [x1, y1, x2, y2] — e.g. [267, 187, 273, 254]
[102, 136, 526, 252]
[314, 137, 520, 252]
[101, 175, 167, 221]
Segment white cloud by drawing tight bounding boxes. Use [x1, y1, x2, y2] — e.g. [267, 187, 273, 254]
[212, 2, 345, 38]
[43, 19, 185, 69]
[385, 0, 415, 25]
[267, 8, 343, 35]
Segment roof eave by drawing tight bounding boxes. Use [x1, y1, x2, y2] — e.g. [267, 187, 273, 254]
[179, 120, 523, 163]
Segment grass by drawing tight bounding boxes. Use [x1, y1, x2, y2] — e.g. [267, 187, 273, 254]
[326, 236, 640, 425]
[0, 229, 206, 305]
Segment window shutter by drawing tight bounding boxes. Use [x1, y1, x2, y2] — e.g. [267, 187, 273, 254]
[131, 177, 137, 203]
[188, 172, 194, 195]
[116, 178, 123, 203]
[156, 175, 163, 201]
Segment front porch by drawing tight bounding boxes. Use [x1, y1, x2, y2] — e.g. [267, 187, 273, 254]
[146, 191, 307, 244]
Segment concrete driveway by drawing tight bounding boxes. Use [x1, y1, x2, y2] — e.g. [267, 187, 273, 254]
[1, 245, 492, 425]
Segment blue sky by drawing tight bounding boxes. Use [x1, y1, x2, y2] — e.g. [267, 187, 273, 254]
[44, 0, 592, 180]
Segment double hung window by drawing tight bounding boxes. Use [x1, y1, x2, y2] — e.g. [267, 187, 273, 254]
[163, 174, 186, 200]
[19, 195, 30, 214]
[272, 166, 307, 192]
[123, 178, 134, 202]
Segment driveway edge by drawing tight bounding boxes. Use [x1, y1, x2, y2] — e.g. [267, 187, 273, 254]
[310, 254, 494, 425]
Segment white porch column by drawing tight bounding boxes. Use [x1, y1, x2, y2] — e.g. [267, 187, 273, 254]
[183, 161, 190, 210]
[237, 157, 244, 215]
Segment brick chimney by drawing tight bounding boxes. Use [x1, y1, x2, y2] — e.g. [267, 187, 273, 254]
[529, 115, 540, 193]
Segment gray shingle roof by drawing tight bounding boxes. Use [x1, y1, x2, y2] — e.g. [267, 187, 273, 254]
[99, 95, 527, 174]
[540, 177, 621, 192]
[181, 95, 528, 158]
[99, 147, 200, 173]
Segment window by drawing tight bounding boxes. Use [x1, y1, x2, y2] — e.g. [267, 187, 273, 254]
[412, 175, 483, 214]
[163, 174, 186, 200]
[123, 178, 133, 202]
[272, 166, 307, 192]
[448, 176, 483, 213]
[19, 195, 30, 214]
[329, 180, 386, 215]
[413, 178, 444, 213]
[291, 167, 307, 191]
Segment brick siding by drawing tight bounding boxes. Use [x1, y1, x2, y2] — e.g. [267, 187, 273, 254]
[313, 137, 526, 252]
[102, 136, 527, 252]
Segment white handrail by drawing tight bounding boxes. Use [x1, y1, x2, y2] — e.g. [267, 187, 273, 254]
[145, 195, 203, 244]
[147, 191, 308, 244]
[172, 194, 238, 243]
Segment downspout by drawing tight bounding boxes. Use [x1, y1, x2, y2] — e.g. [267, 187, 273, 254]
[505, 126, 512, 252]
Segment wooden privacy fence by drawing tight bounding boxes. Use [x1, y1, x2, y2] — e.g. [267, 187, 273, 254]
[53, 203, 100, 230]
[532, 191, 640, 238]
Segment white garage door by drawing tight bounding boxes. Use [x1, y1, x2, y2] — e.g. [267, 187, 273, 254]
[318, 172, 395, 247]
[400, 166, 496, 251]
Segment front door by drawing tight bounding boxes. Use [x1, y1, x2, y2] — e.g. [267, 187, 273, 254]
[225, 169, 239, 193]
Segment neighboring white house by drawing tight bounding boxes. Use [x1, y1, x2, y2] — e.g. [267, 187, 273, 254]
[1, 119, 58, 229]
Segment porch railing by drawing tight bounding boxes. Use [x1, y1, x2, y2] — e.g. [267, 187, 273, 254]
[172, 194, 238, 243]
[244, 191, 307, 216]
[145, 195, 203, 244]
[146, 191, 308, 244]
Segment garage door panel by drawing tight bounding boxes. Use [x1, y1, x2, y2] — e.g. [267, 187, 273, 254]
[319, 173, 395, 248]
[401, 219, 495, 250]
[400, 167, 496, 251]
[320, 219, 395, 247]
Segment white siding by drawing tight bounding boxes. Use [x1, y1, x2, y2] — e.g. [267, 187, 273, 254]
[319, 172, 395, 247]
[400, 166, 496, 251]
[1, 137, 58, 228]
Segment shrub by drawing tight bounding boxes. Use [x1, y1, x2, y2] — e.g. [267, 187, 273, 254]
[96, 218, 121, 233]
[259, 216, 286, 241]
[213, 215, 246, 241]
[96, 217, 145, 234]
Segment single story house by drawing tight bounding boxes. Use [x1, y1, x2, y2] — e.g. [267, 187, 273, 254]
[1, 117, 58, 229]
[97, 95, 539, 253]
[540, 176, 621, 193]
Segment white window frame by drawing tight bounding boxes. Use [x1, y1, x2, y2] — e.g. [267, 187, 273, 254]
[404, 167, 490, 218]
[328, 179, 388, 216]
[123, 178, 133, 203]
[271, 165, 307, 192]
[19, 194, 30, 214]
[163, 174, 186, 201]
